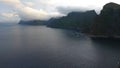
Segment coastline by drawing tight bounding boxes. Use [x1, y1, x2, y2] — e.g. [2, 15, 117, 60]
[88, 35, 120, 41]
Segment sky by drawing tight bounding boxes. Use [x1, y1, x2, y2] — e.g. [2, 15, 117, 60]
[0, 0, 120, 23]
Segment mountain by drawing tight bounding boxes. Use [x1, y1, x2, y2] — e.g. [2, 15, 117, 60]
[18, 10, 97, 33]
[47, 10, 97, 33]
[19, 20, 47, 25]
[91, 2, 120, 36]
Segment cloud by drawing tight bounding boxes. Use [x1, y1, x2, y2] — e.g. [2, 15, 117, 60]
[24, 2, 34, 7]
[57, 7, 88, 14]
[1, 13, 18, 18]
[0, 0, 63, 21]
[16, 6, 49, 21]
[1, 0, 20, 4]
[0, 0, 22, 8]
[0, 12, 19, 23]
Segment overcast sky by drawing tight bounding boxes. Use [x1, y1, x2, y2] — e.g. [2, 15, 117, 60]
[0, 0, 120, 23]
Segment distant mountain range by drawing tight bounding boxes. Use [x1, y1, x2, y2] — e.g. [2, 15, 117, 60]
[19, 2, 120, 38]
[19, 20, 47, 25]
[19, 10, 97, 33]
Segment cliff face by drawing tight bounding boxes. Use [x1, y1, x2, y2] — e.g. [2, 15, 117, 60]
[91, 2, 120, 36]
[47, 10, 97, 32]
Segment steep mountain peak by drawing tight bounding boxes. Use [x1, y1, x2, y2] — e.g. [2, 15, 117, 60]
[103, 2, 120, 9]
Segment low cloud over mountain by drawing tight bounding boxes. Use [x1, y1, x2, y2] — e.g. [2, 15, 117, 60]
[0, 0, 120, 23]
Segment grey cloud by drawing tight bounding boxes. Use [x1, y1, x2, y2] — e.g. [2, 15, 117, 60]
[0, 12, 19, 23]
[1, 0, 63, 21]
[57, 7, 88, 15]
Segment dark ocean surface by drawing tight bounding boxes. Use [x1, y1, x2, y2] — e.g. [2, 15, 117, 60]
[0, 23, 120, 68]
